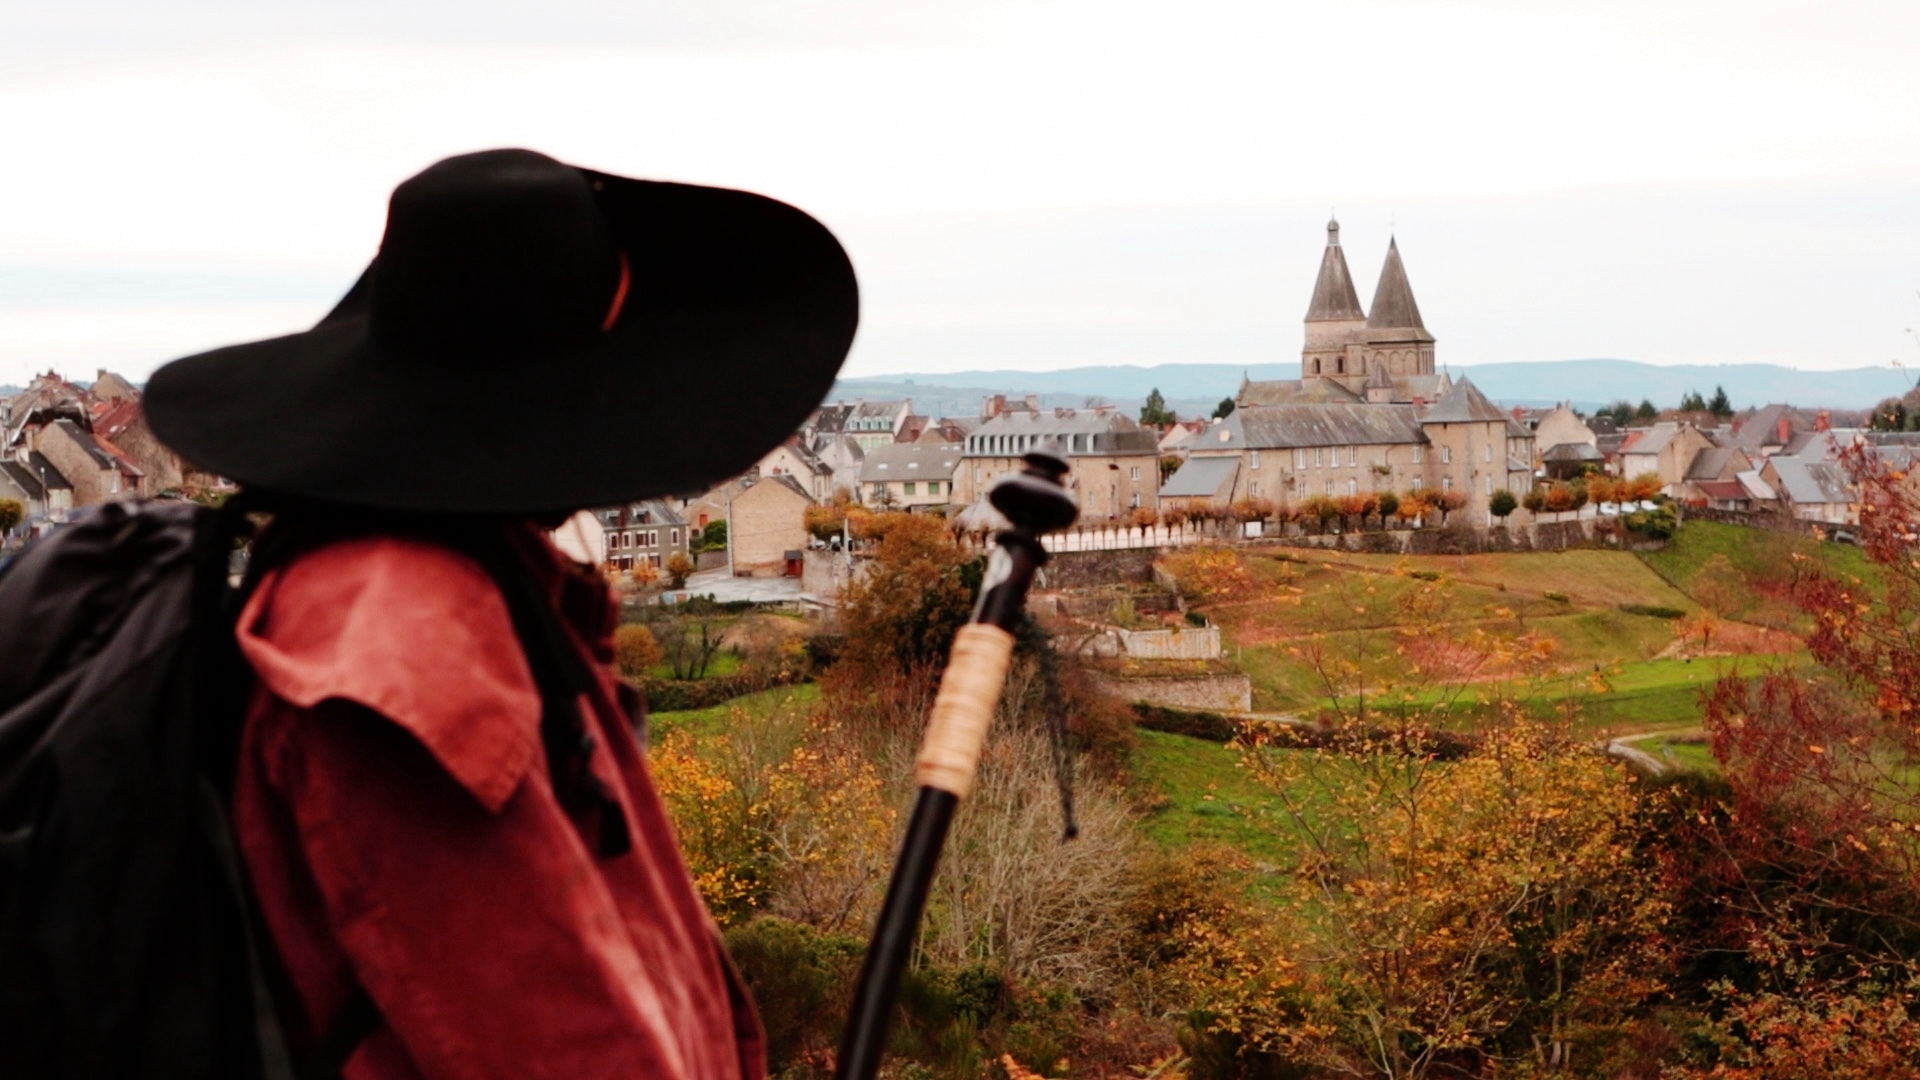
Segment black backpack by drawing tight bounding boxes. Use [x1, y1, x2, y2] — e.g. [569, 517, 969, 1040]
[0, 499, 625, 1079]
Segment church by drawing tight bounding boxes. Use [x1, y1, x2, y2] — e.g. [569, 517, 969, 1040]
[1162, 221, 1534, 522]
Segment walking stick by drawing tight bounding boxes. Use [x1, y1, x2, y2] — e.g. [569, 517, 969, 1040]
[835, 449, 1079, 1080]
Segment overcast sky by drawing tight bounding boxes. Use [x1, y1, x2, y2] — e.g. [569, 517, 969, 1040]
[1, 0, 1916, 386]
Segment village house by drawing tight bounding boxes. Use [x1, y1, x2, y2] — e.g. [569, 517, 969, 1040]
[33, 419, 146, 504]
[596, 499, 690, 573]
[729, 474, 812, 577]
[1616, 422, 1717, 495]
[859, 442, 962, 510]
[1161, 220, 1533, 521]
[953, 407, 1160, 520]
[844, 400, 914, 451]
[754, 438, 835, 502]
[1531, 403, 1598, 468]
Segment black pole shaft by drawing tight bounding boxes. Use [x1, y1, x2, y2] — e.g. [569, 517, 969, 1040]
[833, 788, 957, 1080]
[835, 449, 1075, 1080]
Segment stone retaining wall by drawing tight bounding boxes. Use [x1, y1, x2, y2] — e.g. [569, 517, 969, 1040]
[1089, 672, 1252, 712]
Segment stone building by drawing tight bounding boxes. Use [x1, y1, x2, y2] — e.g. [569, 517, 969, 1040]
[596, 499, 691, 573]
[859, 442, 962, 510]
[953, 408, 1160, 520]
[729, 474, 812, 577]
[33, 419, 146, 505]
[1162, 220, 1534, 521]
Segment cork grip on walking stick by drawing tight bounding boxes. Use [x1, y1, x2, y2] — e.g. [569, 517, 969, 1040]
[914, 623, 1017, 800]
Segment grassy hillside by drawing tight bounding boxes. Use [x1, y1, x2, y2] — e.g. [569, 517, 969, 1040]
[1158, 527, 1817, 738]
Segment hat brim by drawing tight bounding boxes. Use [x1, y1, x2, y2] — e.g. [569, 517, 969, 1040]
[146, 170, 857, 515]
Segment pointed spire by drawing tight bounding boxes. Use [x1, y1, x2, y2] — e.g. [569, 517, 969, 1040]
[1306, 218, 1366, 323]
[1366, 237, 1426, 330]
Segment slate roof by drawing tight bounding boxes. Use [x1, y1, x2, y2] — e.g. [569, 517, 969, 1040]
[594, 498, 687, 531]
[1418, 378, 1507, 424]
[26, 453, 71, 491]
[1159, 455, 1240, 498]
[1769, 457, 1853, 506]
[1621, 423, 1683, 457]
[1686, 446, 1744, 481]
[851, 400, 906, 420]
[1306, 220, 1366, 322]
[1220, 403, 1426, 450]
[966, 410, 1158, 455]
[1238, 378, 1363, 406]
[1365, 237, 1430, 336]
[53, 419, 123, 472]
[0, 460, 45, 500]
[861, 442, 963, 483]
[809, 403, 852, 434]
[1737, 470, 1776, 501]
[1729, 404, 1814, 452]
[1542, 442, 1603, 462]
[1239, 371, 1453, 408]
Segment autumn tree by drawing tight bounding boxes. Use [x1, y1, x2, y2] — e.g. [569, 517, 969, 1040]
[831, 511, 977, 700]
[0, 498, 22, 536]
[803, 502, 846, 542]
[1432, 489, 1468, 525]
[1688, 441, 1920, 1064]
[665, 550, 696, 588]
[613, 623, 663, 677]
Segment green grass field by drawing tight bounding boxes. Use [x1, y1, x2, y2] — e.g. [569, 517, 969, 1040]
[1624, 733, 1720, 773]
[649, 683, 821, 740]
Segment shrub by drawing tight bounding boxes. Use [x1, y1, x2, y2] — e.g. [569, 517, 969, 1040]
[613, 623, 662, 677]
[722, 917, 863, 1072]
[1619, 603, 1685, 619]
[664, 550, 695, 588]
[1543, 590, 1570, 603]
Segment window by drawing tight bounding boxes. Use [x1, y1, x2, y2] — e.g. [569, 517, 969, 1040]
[1443, 477, 1453, 492]
[1249, 481, 1260, 498]
[904, 481, 917, 495]
[1485, 476, 1493, 494]
[1412, 478, 1423, 491]
[1130, 466, 1140, 480]
[1325, 480, 1335, 496]
[1294, 449, 1306, 469]
[1130, 492, 1141, 508]
[1413, 445, 1423, 464]
[928, 481, 941, 495]
[1485, 444, 1493, 462]
[1347, 478, 1357, 496]
[1442, 446, 1452, 464]
[1250, 450, 1260, 470]
[670, 529, 680, 545]
[1313, 448, 1323, 467]
[647, 530, 658, 547]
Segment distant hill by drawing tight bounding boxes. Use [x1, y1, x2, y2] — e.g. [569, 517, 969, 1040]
[831, 360, 1913, 417]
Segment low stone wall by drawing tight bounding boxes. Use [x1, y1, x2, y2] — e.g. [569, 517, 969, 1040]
[1089, 672, 1252, 712]
[1041, 548, 1157, 589]
[695, 550, 729, 571]
[1273, 518, 1621, 556]
[1075, 625, 1220, 660]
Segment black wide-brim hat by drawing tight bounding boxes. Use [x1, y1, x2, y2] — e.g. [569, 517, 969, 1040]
[146, 148, 858, 515]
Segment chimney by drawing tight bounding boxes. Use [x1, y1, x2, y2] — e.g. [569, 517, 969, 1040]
[1816, 410, 1831, 433]
[1777, 417, 1790, 444]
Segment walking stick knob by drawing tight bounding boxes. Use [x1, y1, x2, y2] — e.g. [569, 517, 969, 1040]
[990, 448, 1078, 536]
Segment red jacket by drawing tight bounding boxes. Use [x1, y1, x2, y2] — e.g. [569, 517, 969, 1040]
[232, 527, 764, 1080]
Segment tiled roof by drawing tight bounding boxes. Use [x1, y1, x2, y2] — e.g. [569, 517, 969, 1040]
[860, 442, 962, 483]
[1418, 378, 1508, 424]
[1365, 237, 1429, 333]
[1306, 220, 1366, 322]
[26, 452, 72, 491]
[1769, 457, 1853, 506]
[1159, 455, 1239, 498]
[0, 460, 45, 500]
[1694, 479, 1749, 501]
[1686, 446, 1743, 481]
[1221, 403, 1426, 450]
[1542, 442, 1603, 462]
